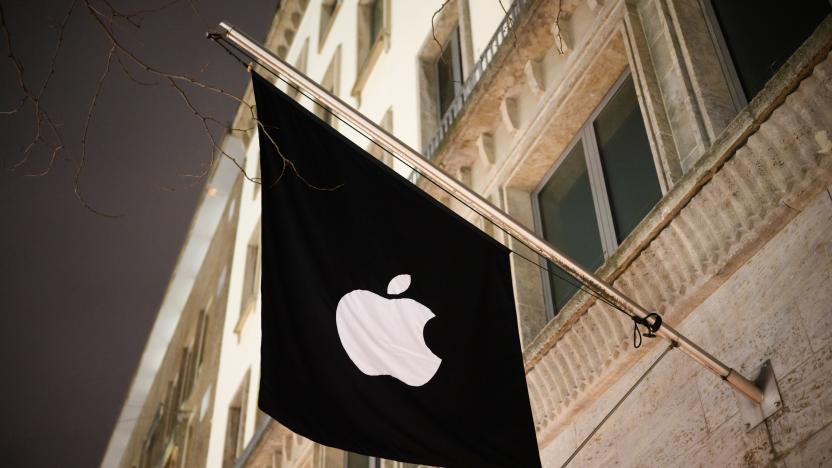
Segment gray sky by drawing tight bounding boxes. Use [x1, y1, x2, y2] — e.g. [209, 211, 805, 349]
[0, 1, 276, 466]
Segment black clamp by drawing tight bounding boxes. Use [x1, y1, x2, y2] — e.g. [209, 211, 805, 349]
[632, 312, 662, 348]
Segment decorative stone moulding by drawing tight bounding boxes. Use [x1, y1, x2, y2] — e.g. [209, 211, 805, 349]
[477, 132, 496, 166]
[500, 97, 521, 134]
[587, 0, 604, 11]
[524, 59, 546, 95]
[524, 46, 832, 445]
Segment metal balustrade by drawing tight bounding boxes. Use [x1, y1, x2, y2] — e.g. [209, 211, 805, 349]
[423, 0, 529, 161]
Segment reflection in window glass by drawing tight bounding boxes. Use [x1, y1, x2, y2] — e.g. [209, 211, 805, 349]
[593, 76, 661, 243]
[537, 142, 604, 312]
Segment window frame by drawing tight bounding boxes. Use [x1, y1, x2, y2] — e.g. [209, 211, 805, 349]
[223, 371, 250, 467]
[351, 0, 390, 100]
[532, 71, 660, 318]
[318, 0, 343, 50]
[434, 25, 464, 123]
[235, 223, 262, 338]
[194, 309, 209, 375]
[698, 0, 830, 110]
[369, 0, 384, 45]
[698, 0, 749, 110]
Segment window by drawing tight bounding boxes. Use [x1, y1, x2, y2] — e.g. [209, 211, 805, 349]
[177, 346, 194, 404]
[240, 225, 262, 314]
[535, 73, 662, 316]
[369, 0, 384, 45]
[537, 143, 604, 313]
[194, 309, 209, 372]
[287, 39, 309, 102]
[216, 266, 227, 297]
[236, 226, 261, 336]
[241, 243, 261, 311]
[143, 379, 189, 468]
[315, 49, 341, 126]
[416, 2, 473, 154]
[140, 406, 164, 468]
[253, 161, 262, 199]
[367, 108, 393, 166]
[180, 314, 212, 404]
[704, 0, 830, 106]
[352, 0, 389, 100]
[319, 0, 342, 46]
[436, 26, 463, 120]
[223, 372, 250, 468]
[357, 0, 387, 67]
[346, 453, 381, 468]
[178, 423, 194, 468]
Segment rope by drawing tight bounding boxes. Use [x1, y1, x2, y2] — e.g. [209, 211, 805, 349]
[560, 343, 676, 467]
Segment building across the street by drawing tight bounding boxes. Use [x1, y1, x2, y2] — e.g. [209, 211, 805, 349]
[102, 1, 832, 467]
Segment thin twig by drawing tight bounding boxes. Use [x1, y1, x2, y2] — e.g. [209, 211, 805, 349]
[431, 0, 452, 60]
[555, 0, 565, 55]
[74, 43, 120, 218]
[0, 0, 345, 217]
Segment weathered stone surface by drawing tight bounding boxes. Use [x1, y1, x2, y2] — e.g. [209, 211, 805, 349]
[528, 37, 832, 447]
[500, 96, 520, 134]
[794, 218, 832, 352]
[586, 0, 603, 11]
[666, 0, 736, 143]
[524, 59, 546, 95]
[767, 341, 832, 455]
[623, 1, 682, 190]
[678, 414, 774, 468]
[780, 423, 832, 467]
[695, 368, 737, 433]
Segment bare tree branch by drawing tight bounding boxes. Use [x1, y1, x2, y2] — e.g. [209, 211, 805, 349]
[554, 0, 566, 55]
[431, 0, 452, 57]
[75, 43, 119, 218]
[0, 0, 368, 217]
[1, 0, 74, 178]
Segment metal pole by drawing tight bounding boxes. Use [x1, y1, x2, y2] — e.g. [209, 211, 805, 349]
[210, 22, 764, 405]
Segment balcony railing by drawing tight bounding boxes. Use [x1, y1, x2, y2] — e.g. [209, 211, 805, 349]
[424, 0, 530, 160]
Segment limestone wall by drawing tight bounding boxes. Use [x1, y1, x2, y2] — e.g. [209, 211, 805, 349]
[540, 186, 832, 467]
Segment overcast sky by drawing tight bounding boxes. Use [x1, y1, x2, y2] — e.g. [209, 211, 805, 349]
[0, 1, 277, 466]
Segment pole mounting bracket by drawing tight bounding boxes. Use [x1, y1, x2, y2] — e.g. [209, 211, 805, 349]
[736, 360, 782, 431]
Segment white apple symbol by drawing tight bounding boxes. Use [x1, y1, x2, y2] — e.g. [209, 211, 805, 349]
[335, 274, 442, 387]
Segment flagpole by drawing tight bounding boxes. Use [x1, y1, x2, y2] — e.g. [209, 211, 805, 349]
[209, 22, 765, 405]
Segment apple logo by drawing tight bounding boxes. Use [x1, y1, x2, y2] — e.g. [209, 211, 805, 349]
[335, 274, 442, 387]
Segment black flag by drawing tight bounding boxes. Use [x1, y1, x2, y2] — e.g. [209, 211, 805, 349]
[253, 72, 541, 468]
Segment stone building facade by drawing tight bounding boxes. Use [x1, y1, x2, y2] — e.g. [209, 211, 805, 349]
[104, 1, 832, 467]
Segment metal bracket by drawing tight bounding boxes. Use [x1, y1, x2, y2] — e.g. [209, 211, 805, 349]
[736, 360, 782, 431]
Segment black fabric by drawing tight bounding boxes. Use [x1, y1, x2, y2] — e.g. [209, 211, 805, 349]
[253, 72, 541, 468]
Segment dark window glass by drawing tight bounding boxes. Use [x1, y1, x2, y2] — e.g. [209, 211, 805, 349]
[370, 0, 384, 44]
[538, 142, 604, 312]
[711, 0, 830, 99]
[594, 76, 662, 243]
[436, 28, 462, 119]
